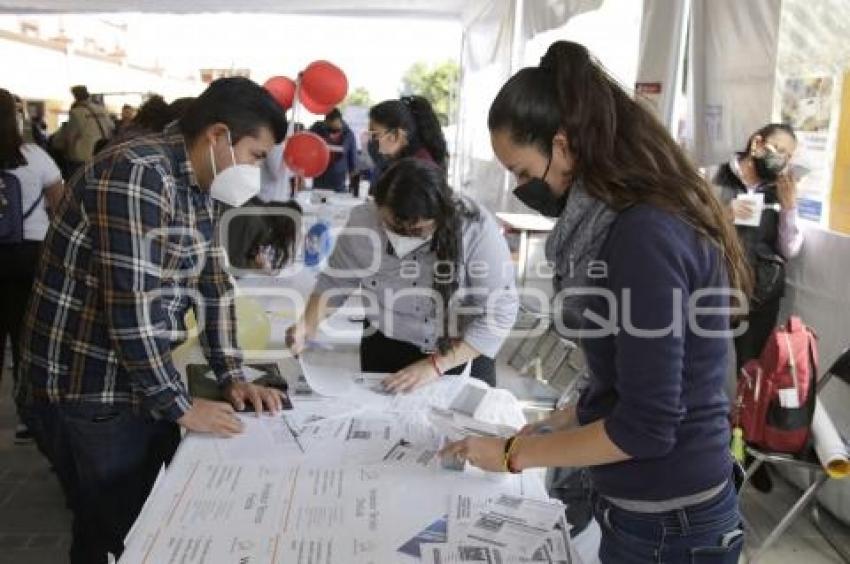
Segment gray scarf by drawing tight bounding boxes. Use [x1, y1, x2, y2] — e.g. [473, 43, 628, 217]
[545, 180, 619, 332]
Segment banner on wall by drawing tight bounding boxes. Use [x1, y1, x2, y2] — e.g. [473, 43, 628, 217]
[780, 75, 841, 225]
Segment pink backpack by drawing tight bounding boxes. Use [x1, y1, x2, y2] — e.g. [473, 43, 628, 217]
[734, 316, 818, 454]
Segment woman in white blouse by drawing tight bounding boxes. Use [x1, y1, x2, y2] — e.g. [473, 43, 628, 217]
[0, 89, 64, 443]
[286, 158, 518, 392]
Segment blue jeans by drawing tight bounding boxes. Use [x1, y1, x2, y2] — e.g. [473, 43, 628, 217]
[26, 402, 180, 564]
[593, 481, 744, 563]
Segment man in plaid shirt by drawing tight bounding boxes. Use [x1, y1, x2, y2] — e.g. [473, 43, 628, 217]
[18, 78, 288, 564]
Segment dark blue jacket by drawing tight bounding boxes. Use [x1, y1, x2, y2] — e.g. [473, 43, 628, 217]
[310, 121, 357, 191]
[577, 204, 733, 501]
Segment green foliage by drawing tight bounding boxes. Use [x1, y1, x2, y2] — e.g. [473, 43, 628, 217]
[400, 60, 459, 126]
[343, 86, 373, 108]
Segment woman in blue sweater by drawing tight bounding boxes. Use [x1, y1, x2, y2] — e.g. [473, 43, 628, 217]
[441, 41, 751, 563]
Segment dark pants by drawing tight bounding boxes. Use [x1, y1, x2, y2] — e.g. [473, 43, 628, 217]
[734, 298, 782, 370]
[0, 242, 41, 410]
[594, 481, 743, 563]
[360, 323, 496, 386]
[65, 160, 85, 181]
[27, 402, 180, 564]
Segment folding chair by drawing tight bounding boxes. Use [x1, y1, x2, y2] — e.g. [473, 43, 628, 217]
[740, 347, 850, 563]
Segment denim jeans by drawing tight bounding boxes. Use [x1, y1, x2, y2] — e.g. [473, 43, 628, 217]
[593, 481, 744, 563]
[27, 402, 180, 564]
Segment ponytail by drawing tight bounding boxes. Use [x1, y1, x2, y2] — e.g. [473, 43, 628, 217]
[369, 96, 448, 168]
[488, 40, 752, 304]
[401, 95, 448, 168]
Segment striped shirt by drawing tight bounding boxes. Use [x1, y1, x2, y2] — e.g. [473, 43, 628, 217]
[19, 126, 243, 422]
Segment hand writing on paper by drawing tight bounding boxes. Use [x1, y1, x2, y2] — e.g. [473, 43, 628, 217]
[439, 436, 509, 473]
[382, 359, 440, 394]
[223, 380, 285, 416]
[177, 398, 244, 437]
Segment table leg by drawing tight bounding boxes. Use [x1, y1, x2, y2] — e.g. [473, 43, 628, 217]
[518, 229, 529, 287]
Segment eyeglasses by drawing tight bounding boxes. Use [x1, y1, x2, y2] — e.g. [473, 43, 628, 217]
[384, 220, 435, 238]
[368, 129, 392, 141]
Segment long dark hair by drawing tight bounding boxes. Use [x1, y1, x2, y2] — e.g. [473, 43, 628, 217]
[0, 89, 27, 169]
[264, 200, 302, 268]
[741, 123, 796, 154]
[369, 96, 448, 168]
[373, 158, 479, 354]
[488, 40, 751, 299]
[242, 198, 302, 269]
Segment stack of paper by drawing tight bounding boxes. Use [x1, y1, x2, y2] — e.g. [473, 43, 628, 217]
[455, 494, 567, 559]
[402, 493, 570, 563]
[428, 406, 517, 441]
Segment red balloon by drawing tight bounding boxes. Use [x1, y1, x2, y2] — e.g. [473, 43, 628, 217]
[298, 86, 335, 115]
[283, 132, 330, 178]
[300, 60, 348, 107]
[263, 76, 296, 110]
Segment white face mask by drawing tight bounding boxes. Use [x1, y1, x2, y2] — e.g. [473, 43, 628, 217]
[385, 229, 431, 257]
[209, 131, 261, 207]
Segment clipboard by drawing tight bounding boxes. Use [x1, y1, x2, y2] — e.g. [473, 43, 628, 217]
[186, 363, 292, 411]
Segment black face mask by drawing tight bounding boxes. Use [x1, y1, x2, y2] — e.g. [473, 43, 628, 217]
[752, 151, 786, 183]
[512, 157, 565, 217]
[368, 138, 387, 169]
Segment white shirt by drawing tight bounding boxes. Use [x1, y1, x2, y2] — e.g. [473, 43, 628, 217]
[258, 143, 291, 203]
[313, 200, 519, 357]
[7, 144, 62, 241]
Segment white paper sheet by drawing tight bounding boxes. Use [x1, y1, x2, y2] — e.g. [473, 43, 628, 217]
[299, 354, 394, 402]
[459, 496, 565, 558]
[420, 539, 571, 564]
[733, 192, 764, 226]
[209, 414, 304, 461]
[812, 399, 850, 478]
[424, 512, 571, 564]
[449, 492, 496, 543]
[122, 462, 390, 564]
[381, 439, 439, 469]
[429, 406, 517, 441]
[121, 368, 584, 564]
[121, 460, 299, 563]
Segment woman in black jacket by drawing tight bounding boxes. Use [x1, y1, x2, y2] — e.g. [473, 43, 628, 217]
[713, 123, 802, 370]
[713, 123, 803, 493]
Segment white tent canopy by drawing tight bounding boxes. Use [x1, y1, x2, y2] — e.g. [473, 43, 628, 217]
[0, 0, 475, 19]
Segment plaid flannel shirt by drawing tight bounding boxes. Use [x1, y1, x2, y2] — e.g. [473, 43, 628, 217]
[19, 125, 243, 421]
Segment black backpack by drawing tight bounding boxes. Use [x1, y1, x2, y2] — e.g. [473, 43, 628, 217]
[0, 170, 42, 244]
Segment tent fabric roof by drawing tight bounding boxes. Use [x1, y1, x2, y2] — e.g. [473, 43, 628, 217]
[0, 0, 479, 19]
